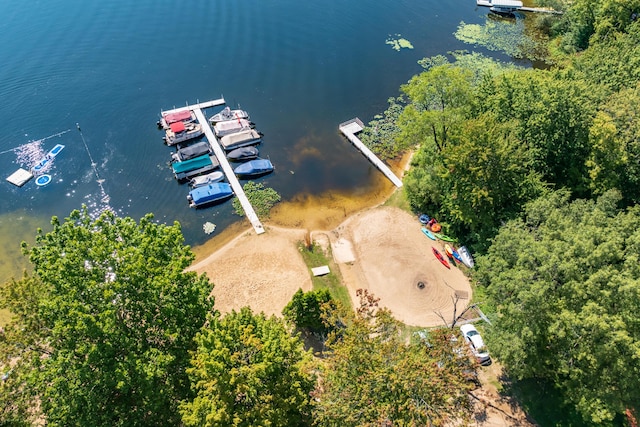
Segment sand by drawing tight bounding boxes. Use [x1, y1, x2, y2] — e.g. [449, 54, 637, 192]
[189, 205, 472, 326]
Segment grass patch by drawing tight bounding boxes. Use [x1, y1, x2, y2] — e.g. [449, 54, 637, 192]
[297, 242, 351, 310]
[0, 309, 12, 328]
[383, 187, 412, 213]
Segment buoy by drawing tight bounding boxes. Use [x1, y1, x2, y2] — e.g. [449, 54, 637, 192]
[35, 174, 52, 186]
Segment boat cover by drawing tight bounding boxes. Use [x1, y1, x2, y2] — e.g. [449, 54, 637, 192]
[163, 110, 192, 124]
[227, 146, 259, 160]
[172, 154, 218, 174]
[170, 121, 186, 133]
[220, 129, 261, 150]
[189, 183, 233, 206]
[234, 159, 273, 176]
[214, 119, 252, 136]
[174, 141, 211, 161]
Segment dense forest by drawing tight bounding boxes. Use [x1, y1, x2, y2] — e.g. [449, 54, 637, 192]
[2, 0, 640, 425]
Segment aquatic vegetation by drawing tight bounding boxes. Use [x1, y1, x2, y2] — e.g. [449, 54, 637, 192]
[202, 222, 216, 234]
[232, 181, 281, 218]
[359, 97, 409, 160]
[386, 34, 414, 51]
[455, 16, 547, 60]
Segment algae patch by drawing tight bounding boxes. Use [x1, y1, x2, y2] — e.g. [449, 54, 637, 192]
[386, 34, 414, 51]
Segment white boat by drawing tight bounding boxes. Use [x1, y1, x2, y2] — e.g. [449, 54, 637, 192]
[458, 246, 475, 269]
[213, 118, 253, 138]
[209, 106, 249, 124]
[164, 121, 203, 146]
[219, 129, 262, 151]
[190, 171, 224, 188]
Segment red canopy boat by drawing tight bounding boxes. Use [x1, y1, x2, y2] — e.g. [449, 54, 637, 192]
[432, 247, 450, 269]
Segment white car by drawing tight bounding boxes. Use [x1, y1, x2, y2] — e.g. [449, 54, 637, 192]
[459, 324, 491, 365]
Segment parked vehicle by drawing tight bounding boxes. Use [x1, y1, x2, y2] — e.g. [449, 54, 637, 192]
[459, 324, 491, 365]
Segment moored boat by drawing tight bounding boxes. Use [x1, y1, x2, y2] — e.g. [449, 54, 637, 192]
[213, 118, 254, 138]
[219, 129, 262, 151]
[158, 110, 196, 130]
[172, 141, 212, 162]
[190, 171, 224, 188]
[432, 247, 450, 269]
[234, 158, 274, 178]
[164, 121, 203, 146]
[226, 146, 259, 161]
[187, 183, 234, 208]
[172, 154, 220, 181]
[209, 106, 250, 124]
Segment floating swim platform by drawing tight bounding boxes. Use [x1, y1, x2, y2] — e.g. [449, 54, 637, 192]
[35, 174, 52, 186]
[31, 144, 65, 174]
[6, 168, 34, 187]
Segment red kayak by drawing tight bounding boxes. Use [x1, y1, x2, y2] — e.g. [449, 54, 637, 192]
[432, 247, 450, 269]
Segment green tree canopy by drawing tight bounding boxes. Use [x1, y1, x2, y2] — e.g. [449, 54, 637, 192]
[180, 307, 314, 427]
[282, 288, 335, 335]
[476, 190, 640, 424]
[0, 208, 213, 426]
[313, 290, 475, 426]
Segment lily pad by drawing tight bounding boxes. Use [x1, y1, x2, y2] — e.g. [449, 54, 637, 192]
[386, 34, 414, 51]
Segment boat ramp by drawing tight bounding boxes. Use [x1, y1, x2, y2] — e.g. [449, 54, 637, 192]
[339, 118, 403, 188]
[161, 98, 265, 235]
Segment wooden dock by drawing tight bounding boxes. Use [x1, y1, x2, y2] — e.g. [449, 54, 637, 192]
[193, 108, 265, 235]
[161, 98, 226, 116]
[339, 118, 403, 188]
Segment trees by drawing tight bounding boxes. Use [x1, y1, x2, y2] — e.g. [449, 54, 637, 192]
[0, 209, 213, 426]
[476, 190, 640, 424]
[588, 82, 640, 204]
[313, 291, 475, 427]
[180, 307, 314, 427]
[282, 288, 335, 335]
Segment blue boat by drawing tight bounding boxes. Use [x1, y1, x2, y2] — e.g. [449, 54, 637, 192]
[233, 158, 274, 178]
[187, 183, 233, 208]
[421, 227, 436, 240]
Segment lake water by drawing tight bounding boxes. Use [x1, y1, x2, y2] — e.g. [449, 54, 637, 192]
[0, 0, 500, 281]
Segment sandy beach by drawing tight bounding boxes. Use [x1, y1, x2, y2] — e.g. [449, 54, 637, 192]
[189, 204, 472, 326]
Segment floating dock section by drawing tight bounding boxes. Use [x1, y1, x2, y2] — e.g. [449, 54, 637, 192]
[476, 0, 562, 14]
[339, 118, 403, 188]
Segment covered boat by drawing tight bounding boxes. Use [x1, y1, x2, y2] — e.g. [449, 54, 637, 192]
[172, 154, 220, 181]
[226, 146, 259, 161]
[172, 141, 212, 162]
[190, 171, 224, 188]
[209, 106, 249, 124]
[158, 110, 196, 130]
[188, 183, 234, 208]
[234, 158, 274, 178]
[164, 121, 203, 146]
[213, 118, 253, 138]
[219, 129, 262, 151]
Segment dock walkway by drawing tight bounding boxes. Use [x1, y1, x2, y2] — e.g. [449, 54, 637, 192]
[339, 118, 403, 188]
[161, 98, 227, 116]
[193, 108, 265, 235]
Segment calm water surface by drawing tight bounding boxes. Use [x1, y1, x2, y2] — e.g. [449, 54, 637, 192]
[0, 0, 495, 281]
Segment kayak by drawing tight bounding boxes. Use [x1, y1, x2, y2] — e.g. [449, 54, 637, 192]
[433, 232, 456, 242]
[452, 247, 464, 264]
[421, 227, 436, 240]
[432, 247, 450, 269]
[444, 244, 454, 258]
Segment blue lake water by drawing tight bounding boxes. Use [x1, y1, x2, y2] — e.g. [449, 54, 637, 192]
[0, 0, 500, 280]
